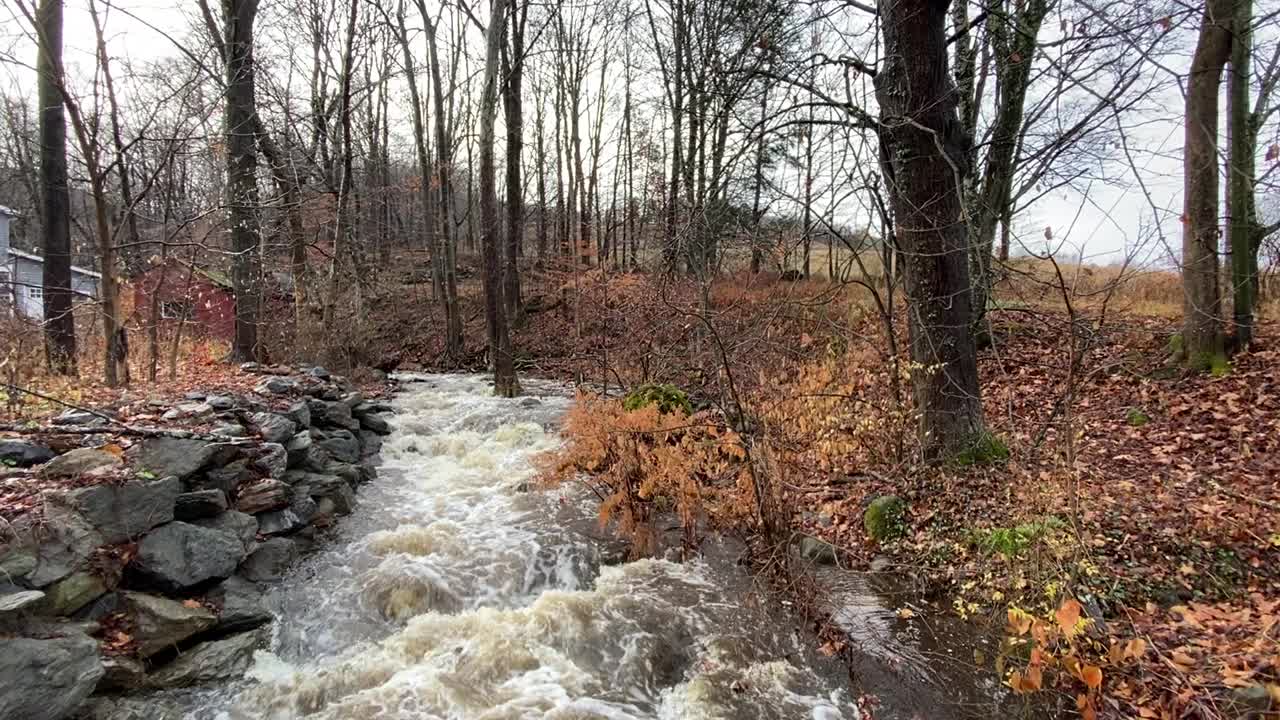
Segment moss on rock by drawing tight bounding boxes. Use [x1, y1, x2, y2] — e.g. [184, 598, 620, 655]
[952, 432, 1010, 467]
[864, 495, 907, 542]
[622, 383, 693, 415]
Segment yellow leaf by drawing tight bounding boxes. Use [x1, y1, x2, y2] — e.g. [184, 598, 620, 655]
[897, 607, 915, 619]
[1080, 665, 1103, 689]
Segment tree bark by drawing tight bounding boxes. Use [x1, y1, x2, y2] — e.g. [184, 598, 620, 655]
[1182, 0, 1232, 368]
[35, 0, 77, 375]
[874, 0, 985, 462]
[223, 0, 262, 363]
[501, 0, 526, 323]
[1228, 0, 1256, 348]
[480, 0, 519, 397]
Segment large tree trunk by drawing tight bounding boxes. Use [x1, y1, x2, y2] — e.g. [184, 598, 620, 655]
[501, 1, 526, 323]
[480, 0, 519, 397]
[1228, 0, 1256, 349]
[35, 0, 77, 375]
[1182, 0, 1232, 369]
[223, 0, 262, 363]
[874, 0, 985, 462]
[663, 0, 685, 273]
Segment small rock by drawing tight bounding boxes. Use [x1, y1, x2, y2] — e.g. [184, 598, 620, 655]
[863, 495, 907, 542]
[52, 477, 181, 543]
[339, 391, 364, 409]
[95, 654, 147, 693]
[208, 577, 272, 633]
[519, 397, 541, 408]
[358, 430, 383, 457]
[356, 462, 377, 484]
[147, 627, 268, 688]
[51, 409, 107, 427]
[286, 400, 311, 429]
[251, 412, 297, 445]
[239, 362, 261, 373]
[118, 590, 217, 658]
[316, 429, 360, 464]
[212, 423, 249, 438]
[255, 508, 302, 536]
[284, 430, 313, 467]
[238, 537, 299, 582]
[161, 402, 213, 421]
[193, 511, 258, 555]
[357, 412, 391, 435]
[0, 634, 103, 720]
[206, 395, 236, 411]
[0, 589, 44, 613]
[255, 377, 297, 395]
[255, 443, 288, 478]
[307, 366, 331, 379]
[235, 479, 290, 514]
[39, 569, 114, 615]
[183, 391, 207, 401]
[0, 440, 56, 467]
[38, 447, 122, 478]
[869, 556, 893, 573]
[132, 438, 222, 481]
[798, 535, 839, 565]
[174, 490, 228, 520]
[202, 458, 253, 495]
[131, 522, 244, 592]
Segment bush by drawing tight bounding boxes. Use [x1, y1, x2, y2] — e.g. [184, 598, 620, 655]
[953, 432, 1010, 467]
[1125, 407, 1150, 427]
[971, 517, 1065, 557]
[864, 495, 907, 541]
[622, 383, 693, 416]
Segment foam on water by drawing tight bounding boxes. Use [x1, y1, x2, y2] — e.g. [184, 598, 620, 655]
[183, 374, 858, 719]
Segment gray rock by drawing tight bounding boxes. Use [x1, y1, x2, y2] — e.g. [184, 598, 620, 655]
[117, 591, 216, 658]
[53, 477, 181, 543]
[310, 399, 359, 430]
[0, 440, 56, 467]
[76, 696, 183, 720]
[95, 655, 147, 693]
[0, 634, 103, 720]
[25, 512, 104, 587]
[289, 472, 355, 515]
[38, 447, 122, 478]
[193, 510, 258, 555]
[254, 508, 302, 536]
[300, 445, 332, 473]
[131, 522, 244, 592]
[255, 443, 288, 477]
[209, 577, 271, 633]
[206, 395, 236, 411]
[339, 391, 364, 409]
[202, 458, 253, 494]
[39, 569, 114, 615]
[358, 430, 383, 457]
[239, 361, 261, 373]
[317, 429, 360, 464]
[52, 409, 107, 427]
[174, 490, 228, 520]
[284, 430, 313, 467]
[235, 479, 289, 514]
[251, 412, 297, 444]
[133, 438, 221, 481]
[212, 423, 249, 438]
[519, 397, 542, 407]
[357, 412, 391, 435]
[147, 627, 268, 688]
[161, 402, 213, 421]
[255, 377, 298, 395]
[320, 463, 361, 489]
[238, 537, 299, 582]
[285, 400, 311, 428]
[307, 366, 331, 379]
[357, 462, 378, 484]
[0, 589, 44, 613]
[183, 392, 207, 401]
[797, 535, 838, 565]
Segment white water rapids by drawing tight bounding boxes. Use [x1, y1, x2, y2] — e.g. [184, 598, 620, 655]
[182, 374, 860, 719]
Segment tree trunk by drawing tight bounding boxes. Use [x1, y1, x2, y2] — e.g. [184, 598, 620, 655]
[480, 0, 520, 397]
[35, 0, 77, 375]
[663, 0, 685, 273]
[501, 1, 526, 323]
[874, 0, 985, 462]
[1228, 0, 1255, 348]
[224, 0, 262, 363]
[1182, 0, 1232, 369]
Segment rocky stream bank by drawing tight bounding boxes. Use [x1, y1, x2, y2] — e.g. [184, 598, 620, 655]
[0, 364, 395, 720]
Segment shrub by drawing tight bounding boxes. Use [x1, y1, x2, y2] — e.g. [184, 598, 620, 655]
[622, 383, 693, 416]
[953, 432, 1010, 466]
[1125, 407, 1149, 427]
[864, 495, 907, 541]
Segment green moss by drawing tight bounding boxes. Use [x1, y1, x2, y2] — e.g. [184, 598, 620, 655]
[864, 495, 907, 541]
[952, 432, 1010, 467]
[1186, 350, 1231, 376]
[1166, 333, 1184, 356]
[971, 517, 1065, 558]
[1125, 407, 1150, 427]
[622, 383, 693, 415]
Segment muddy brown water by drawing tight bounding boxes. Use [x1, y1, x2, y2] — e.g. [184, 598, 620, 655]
[165, 374, 1002, 719]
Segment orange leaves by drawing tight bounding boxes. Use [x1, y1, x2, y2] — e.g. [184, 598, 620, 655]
[1008, 665, 1042, 693]
[1056, 598, 1083, 638]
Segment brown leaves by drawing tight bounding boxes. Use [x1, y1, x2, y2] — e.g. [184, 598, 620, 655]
[1056, 598, 1083, 637]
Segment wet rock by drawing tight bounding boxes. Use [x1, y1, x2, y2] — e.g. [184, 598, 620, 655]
[0, 439, 56, 467]
[251, 412, 297, 444]
[95, 654, 147, 692]
[238, 537, 298, 582]
[75, 696, 184, 720]
[52, 409, 107, 427]
[119, 591, 216, 658]
[339, 391, 364, 409]
[235, 479, 289, 514]
[319, 463, 360, 489]
[147, 626, 268, 688]
[202, 458, 253, 494]
[38, 447, 121, 478]
[133, 438, 221, 481]
[357, 462, 378, 484]
[285, 400, 311, 429]
[519, 397, 541, 407]
[358, 430, 383, 457]
[255, 442, 288, 478]
[131, 522, 243, 592]
[316, 429, 360, 464]
[356, 411, 390, 435]
[0, 634, 103, 720]
[174, 490, 228, 520]
[194, 511, 258, 554]
[0, 589, 44, 613]
[309, 398, 358, 429]
[52, 477, 181, 543]
[798, 535, 838, 565]
[255, 377, 297, 395]
[209, 576, 272, 633]
[256, 492, 315, 536]
[300, 445, 332, 473]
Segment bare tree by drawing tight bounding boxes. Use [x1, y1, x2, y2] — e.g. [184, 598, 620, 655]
[223, 0, 264, 362]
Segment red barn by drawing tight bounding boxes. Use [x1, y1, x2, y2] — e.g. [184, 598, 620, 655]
[131, 259, 236, 340]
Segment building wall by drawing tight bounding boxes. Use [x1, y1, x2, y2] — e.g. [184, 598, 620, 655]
[131, 263, 236, 340]
[7, 255, 99, 319]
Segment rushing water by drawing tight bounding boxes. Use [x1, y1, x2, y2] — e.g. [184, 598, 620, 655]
[180, 374, 861, 720]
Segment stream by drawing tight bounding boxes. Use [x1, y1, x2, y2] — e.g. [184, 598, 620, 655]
[174, 374, 996, 720]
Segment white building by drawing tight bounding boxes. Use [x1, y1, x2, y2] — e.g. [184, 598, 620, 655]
[0, 205, 100, 318]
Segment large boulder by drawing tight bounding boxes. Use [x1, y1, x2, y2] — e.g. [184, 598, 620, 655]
[117, 591, 216, 658]
[174, 490, 228, 520]
[358, 430, 383, 457]
[51, 477, 181, 543]
[356, 412, 391, 435]
[235, 479, 289, 514]
[132, 438, 223, 481]
[0, 634, 103, 720]
[146, 627, 268, 688]
[22, 512, 104, 588]
[131, 522, 244, 592]
[0, 439, 56, 467]
[208, 577, 271, 633]
[38, 448, 121, 478]
[316, 429, 360, 464]
[238, 537, 298, 582]
[308, 399, 359, 430]
[251, 412, 296, 445]
[193, 511, 258, 555]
